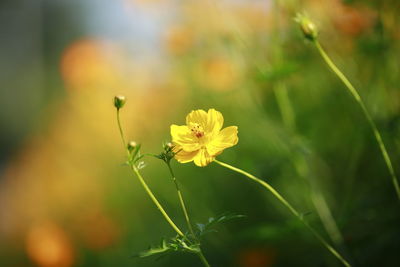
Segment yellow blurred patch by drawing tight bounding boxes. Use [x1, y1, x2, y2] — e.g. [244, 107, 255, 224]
[164, 26, 195, 55]
[200, 56, 241, 91]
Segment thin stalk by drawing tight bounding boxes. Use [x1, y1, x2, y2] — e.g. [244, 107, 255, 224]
[314, 40, 400, 200]
[130, 165, 184, 237]
[214, 159, 351, 267]
[117, 109, 127, 149]
[197, 251, 211, 267]
[274, 82, 345, 246]
[274, 82, 296, 132]
[166, 162, 197, 239]
[166, 162, 211, 267]
[116, 110, 184, 237]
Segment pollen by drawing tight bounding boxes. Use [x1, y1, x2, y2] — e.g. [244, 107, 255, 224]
[189, 123, 204, 138]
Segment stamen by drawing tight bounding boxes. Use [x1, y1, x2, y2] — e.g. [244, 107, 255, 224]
[189, 123, 204, 138]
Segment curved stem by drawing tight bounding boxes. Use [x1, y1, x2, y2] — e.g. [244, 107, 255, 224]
[166, 162, 212, 267]
[214, 159, 351, 267]
[131, 165, 185, 237]
[166, 163, 197, 239]
[116, 110, 184, 237]
[314, 40, 400, 200]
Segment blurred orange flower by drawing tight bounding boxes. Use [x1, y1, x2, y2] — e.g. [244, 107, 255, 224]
[60, 39, 125, 91]
[76, 209, 120, 250]
[333, 3, 376, 36]
[237, 247, 276, 267]
[26, 222, 74, 267]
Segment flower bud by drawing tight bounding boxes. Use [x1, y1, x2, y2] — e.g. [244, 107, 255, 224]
[164, 142, 174, 151]
[295, 13, 318, 41]
[114, 95, 126, 109]
[127, 141, 137, 152]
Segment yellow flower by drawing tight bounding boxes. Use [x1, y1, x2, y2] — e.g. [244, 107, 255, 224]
[170, 109, 238, 167]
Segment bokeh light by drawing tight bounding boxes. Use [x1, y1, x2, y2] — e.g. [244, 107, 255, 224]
[1, 0, 400, 266]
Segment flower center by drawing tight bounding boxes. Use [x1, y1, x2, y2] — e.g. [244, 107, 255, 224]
[189, 123, 205, 138]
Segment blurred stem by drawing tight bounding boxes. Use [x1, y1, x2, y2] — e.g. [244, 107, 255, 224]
[273, 80, 345, 247]
[213, 159, 351, 267]
[116, 109, 185, 237]
[274, 82, 295, 131]
[309, 182, 345, 245]
[293, 157, 345, 246]
[271, 0, 344, 248]
[313, 40, 400, 201]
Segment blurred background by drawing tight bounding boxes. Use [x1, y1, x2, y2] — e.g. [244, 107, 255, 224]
[0, 0, 399, 266]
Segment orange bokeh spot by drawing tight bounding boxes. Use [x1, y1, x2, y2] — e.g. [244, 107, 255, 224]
[333, 4, 375, 36]
[26, 222, 74, 267]
[60, 39, 123, 91]
[77, 210, 120, 250]
[164, 26, 194, 55]
[237, 247, 276, 267]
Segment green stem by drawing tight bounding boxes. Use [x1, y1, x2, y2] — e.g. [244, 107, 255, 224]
[166, 163, 197, 239]
[274, 82, 295, 132]
[116, 110, 185, 237]
[197, 251, 211, 267]
[214, 159, 351, 267]
[117, 109, 127, 149]
[314, 40, 400, 200]
[130, 165, 185, 237]
[166, 162, 212, 267]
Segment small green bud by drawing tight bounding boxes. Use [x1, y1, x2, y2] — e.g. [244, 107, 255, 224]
[114, 95, 126, 109]
[127, 141, 137, 152]
[164, 142, 174, 151]
[295, 13, 318, 41]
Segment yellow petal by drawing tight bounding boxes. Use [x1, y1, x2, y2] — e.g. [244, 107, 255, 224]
[174, 146, 199, 163]
[185, 108, 224, 136]
[206, 126, 238, 156]
[185, 109, 208, 128]
[193, 148, 214, 167]
[205, 109, 223, 135]
[170, 124, 200, 152]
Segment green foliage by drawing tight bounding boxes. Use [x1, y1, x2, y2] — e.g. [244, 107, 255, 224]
[154, 142, 176, 164]
[195, 212, 246, 239]
[134, 235, 201, 259]
[126, 143, 146, 169]
[134, 213, 245, 259]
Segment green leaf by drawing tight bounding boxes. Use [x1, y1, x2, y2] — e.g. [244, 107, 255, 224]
[134, 238, 170, 258]
[196, 212, 246, 238]
[133, 235, 200, 259]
